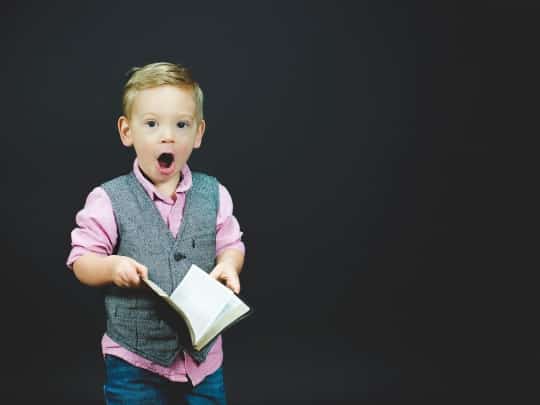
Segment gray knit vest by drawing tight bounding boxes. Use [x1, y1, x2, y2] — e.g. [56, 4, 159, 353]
[101, 171, 219, 366]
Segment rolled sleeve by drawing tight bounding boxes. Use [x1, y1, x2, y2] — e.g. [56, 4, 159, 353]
[66, 187, 118, 269]
[216, 183, 245, 256]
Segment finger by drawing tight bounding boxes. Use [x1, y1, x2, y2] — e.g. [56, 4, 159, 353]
[119, 274, 131, 288]
[125, 269, 141, 286]
[227, 277, 240, 294]
[126, 260, 144, 286]
[209, 268, 220, 279]
[136, 264, 148, 280]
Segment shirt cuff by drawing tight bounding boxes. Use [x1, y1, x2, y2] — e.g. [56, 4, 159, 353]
[216, 241, 245, 257]
[66, 247, 107, 270]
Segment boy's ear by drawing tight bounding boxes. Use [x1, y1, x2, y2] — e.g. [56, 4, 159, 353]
[193, 119, 206, 149]
[117, 116, 133, 147]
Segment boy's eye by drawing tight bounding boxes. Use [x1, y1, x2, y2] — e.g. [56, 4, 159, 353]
[146, 120, 156, 128]
[177, 121, 189, 129]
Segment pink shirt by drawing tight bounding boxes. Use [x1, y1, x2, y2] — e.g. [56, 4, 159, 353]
[67, 159, 245, 385]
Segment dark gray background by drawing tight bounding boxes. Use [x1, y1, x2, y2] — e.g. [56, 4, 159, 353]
[0, 1, 535, 402]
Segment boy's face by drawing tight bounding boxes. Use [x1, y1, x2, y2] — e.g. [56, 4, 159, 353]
[118, 85, 205, 187]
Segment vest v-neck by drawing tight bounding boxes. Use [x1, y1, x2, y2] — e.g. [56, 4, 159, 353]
[128, 173, 192, 246]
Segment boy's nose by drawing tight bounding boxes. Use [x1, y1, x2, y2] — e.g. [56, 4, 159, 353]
[160, 128, 175, 142]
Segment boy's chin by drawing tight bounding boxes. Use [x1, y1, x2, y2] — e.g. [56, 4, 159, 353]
[154, 170, 180, 183]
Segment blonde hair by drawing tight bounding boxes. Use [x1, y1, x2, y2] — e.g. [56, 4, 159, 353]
[122, 62, 204, 121]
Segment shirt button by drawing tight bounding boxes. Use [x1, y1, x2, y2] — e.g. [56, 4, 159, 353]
[174, 253, 185, 261]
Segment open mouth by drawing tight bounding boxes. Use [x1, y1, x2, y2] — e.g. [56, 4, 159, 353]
[157, 153, 174, 169]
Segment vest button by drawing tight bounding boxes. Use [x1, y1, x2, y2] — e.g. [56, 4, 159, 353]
[174, 252, 185, 261]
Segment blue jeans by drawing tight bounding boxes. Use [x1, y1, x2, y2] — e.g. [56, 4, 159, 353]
[103, 354, 227, 404]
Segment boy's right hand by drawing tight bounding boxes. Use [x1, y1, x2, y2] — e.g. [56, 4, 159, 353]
[109, 255, 148, 288]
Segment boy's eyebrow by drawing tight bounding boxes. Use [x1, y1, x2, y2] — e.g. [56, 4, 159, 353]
[141, 112, 194, 119]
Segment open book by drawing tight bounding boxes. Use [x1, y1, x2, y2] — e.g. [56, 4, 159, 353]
[142, 264, 251, 351]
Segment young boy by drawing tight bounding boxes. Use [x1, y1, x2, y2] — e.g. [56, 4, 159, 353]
[67, 62, 245, 404]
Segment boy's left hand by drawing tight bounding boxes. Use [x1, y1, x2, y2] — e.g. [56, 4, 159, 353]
[210, 263, 240, 294]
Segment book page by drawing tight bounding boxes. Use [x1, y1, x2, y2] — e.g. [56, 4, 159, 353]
[169, 265, 233, 343]
[196, 294, 250, 350]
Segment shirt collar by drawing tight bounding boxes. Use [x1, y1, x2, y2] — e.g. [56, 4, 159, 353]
[132, 158, 192, 202]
